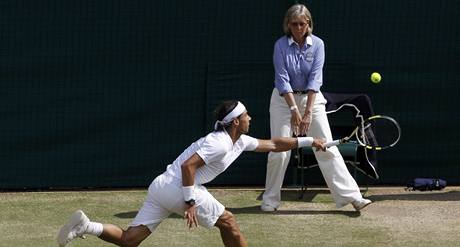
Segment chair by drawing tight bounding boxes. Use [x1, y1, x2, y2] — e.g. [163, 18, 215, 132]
[293, 96, 378, 198]
[295, 142, 360, 198]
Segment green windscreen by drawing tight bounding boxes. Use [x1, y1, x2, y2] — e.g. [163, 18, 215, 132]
[0, 0, 458, 189]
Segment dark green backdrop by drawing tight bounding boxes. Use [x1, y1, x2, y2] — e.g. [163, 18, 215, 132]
[1, 0, 459, 189]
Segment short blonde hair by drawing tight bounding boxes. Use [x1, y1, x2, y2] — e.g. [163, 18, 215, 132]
[283, 4, 313, 37]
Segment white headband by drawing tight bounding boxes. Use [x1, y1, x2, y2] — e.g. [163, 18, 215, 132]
[214, 101, 246, 130]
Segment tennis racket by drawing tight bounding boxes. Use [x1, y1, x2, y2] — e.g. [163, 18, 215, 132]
[325, 115, 401, 150]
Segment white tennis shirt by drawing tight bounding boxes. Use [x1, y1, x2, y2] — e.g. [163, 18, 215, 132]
[164, 130, 259, 185]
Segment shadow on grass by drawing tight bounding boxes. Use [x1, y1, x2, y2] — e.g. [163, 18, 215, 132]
[114, 211, 181, 219]
[226, 206, 361, 218]
[256, 189, 331, 202]
[368, 190, 460, 202]
[114, 211, 137, 218]
[114, 205, 360, 219]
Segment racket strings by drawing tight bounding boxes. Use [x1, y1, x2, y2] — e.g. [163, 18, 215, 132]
[359, 118, 400, 148]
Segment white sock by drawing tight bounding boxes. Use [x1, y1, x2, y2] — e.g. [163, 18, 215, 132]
[85, 222, 104, 236]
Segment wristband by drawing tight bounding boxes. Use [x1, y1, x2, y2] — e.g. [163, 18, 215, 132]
[290, 105, 298, 111]
[297, 137, 314, 148]
[182, 185, 195, 201]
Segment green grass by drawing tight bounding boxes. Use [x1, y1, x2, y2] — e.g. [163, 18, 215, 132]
[1, 187, 459, 247]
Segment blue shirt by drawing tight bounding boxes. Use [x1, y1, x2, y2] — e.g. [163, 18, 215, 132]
[273, 35, 325, 94]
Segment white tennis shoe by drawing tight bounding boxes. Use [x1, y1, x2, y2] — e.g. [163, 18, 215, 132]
[352, 198, 372, 211]
[57, 210, 89, 247]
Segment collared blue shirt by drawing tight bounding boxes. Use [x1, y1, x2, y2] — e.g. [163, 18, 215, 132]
[273, 35, 325, 94]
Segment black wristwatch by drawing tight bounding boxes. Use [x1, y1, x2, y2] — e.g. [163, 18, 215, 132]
[185, 199, 196, 206]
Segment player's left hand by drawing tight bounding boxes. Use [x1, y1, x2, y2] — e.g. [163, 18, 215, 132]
[184, 205, 198, 229]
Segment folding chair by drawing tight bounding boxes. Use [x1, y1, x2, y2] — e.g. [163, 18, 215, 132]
[293, 96, 378, 199]
[295, 143, 360, 199]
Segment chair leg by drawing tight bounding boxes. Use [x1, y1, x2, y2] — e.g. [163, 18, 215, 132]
[298, 148, 306, 199]
[361, 177, 369, 196]
[352, 148, 369, 196]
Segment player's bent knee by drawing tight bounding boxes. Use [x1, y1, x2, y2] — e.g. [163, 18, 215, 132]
[120, 234, 142, 247]
[119, 228, 149, 247]
[216, 211, 240, 233]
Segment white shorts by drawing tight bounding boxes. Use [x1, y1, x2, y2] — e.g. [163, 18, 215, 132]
[129, 173, 225, 232]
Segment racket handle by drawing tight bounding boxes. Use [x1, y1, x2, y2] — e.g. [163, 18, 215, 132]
[325, 139, 341, 148]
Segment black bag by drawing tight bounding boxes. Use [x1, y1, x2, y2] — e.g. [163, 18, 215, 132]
[406, 178, 447, 191]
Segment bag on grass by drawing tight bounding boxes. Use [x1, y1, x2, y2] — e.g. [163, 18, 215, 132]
[406, 178, 447, 191]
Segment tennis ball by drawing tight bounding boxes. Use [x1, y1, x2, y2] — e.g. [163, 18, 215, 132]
[370, 72, 381, 83]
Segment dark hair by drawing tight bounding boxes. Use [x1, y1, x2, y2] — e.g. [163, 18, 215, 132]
[214, 100, 238, 131]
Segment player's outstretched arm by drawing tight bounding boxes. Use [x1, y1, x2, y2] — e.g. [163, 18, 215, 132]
[254, 137, 325, 153]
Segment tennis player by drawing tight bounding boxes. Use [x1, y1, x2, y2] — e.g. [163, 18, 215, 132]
[57, 100, 326, 247]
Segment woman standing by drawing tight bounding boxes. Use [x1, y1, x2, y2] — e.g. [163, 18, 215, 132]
[261, 4, 372, 212]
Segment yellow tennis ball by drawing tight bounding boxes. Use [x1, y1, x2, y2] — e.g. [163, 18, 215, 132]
[371, 72, 381, 83]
